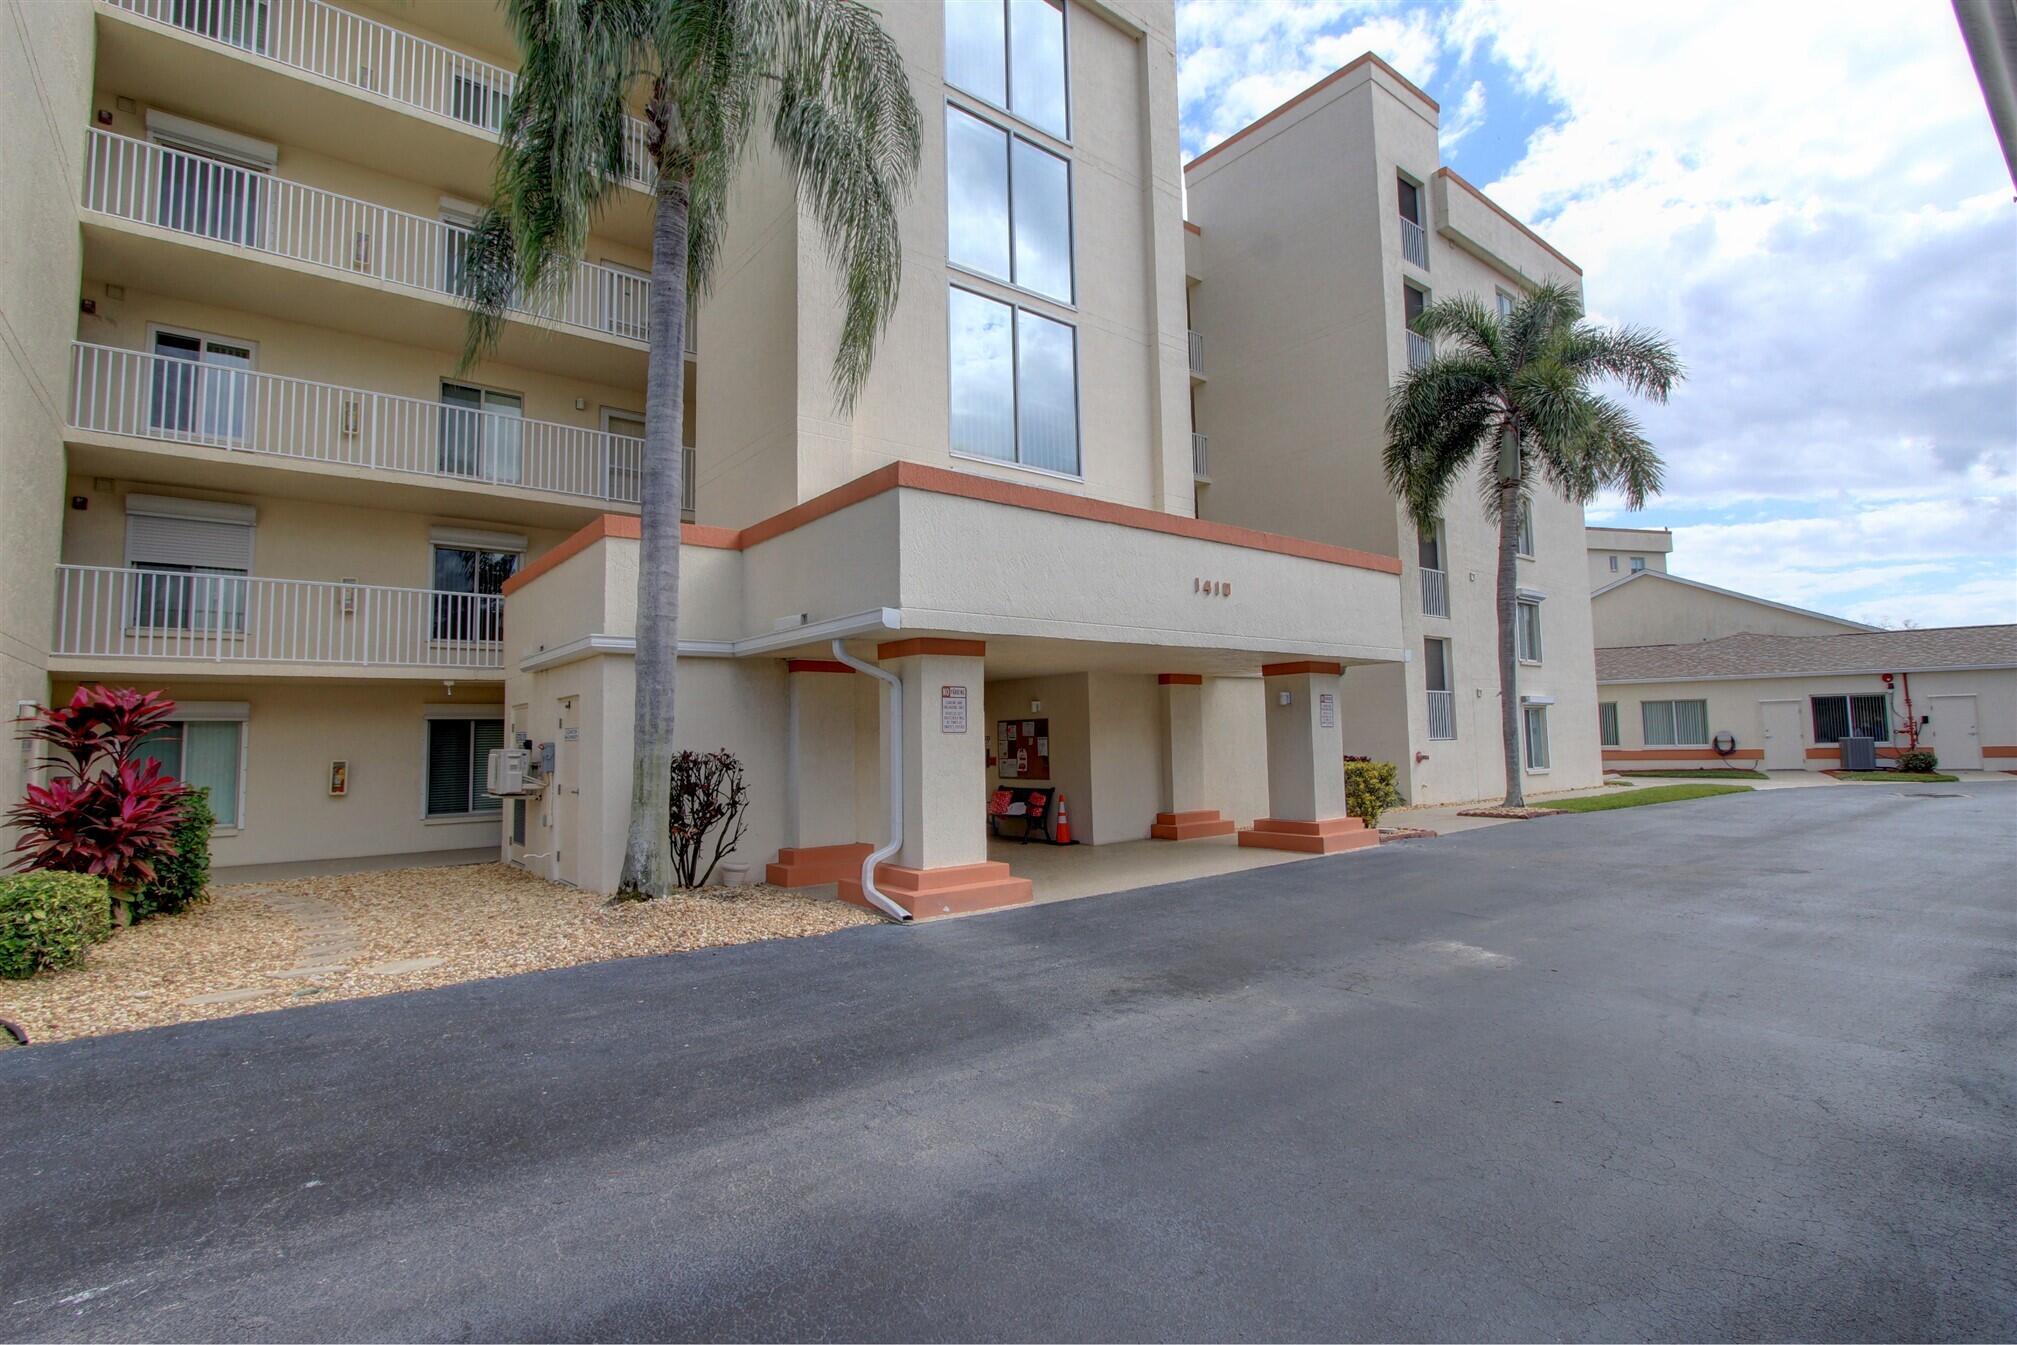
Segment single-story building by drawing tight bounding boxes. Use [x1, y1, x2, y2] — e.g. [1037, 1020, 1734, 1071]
[1596, 625, 2017, 772]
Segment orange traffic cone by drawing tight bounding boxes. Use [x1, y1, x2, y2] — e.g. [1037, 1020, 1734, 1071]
[1054, 791, 1073, 844]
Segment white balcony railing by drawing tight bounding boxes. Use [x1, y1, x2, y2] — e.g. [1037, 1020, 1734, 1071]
[1191, 431, 1208, 480]
[1406, 330, 1433, 370]
[53, 566, 504, 670]
[1400, 216, 1428, 269]
[1420, 565, 1448, 618]
[70, 342, 644, 504]
[83, 130, 650, 341]
[1426, 689, 1456, 740]
[103, 0, 653, 188]
[1187, 328, 1204, 378]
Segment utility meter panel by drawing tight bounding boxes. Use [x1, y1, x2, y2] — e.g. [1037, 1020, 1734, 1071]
[538, 740, 556, 776]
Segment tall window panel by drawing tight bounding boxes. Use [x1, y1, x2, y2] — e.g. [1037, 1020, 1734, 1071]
[1598, 702, 1620, 748]
[1516, 598, 1544, 663]
[949, 287, 1080, 475]
[426, 718, 506, 818]
[946, 0, 1068, 139]
[945, 105, 1073, 303]
[137, 720, 243, 827]
[1523, 705, 1551, 771]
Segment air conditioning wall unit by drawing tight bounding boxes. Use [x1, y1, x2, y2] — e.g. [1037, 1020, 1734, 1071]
[487, 747, 543, 796]
[1840, 736, 1878, 771]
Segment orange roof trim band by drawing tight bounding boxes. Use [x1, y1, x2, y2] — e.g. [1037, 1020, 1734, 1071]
[877, 639, 986, 661]
[1261, 661, 1344, 677]
[506, 463, 1403, 596]
[1185, 53, 1438, 175]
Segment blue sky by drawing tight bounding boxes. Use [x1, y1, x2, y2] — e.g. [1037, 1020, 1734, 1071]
[1174, 0, 2017, 629]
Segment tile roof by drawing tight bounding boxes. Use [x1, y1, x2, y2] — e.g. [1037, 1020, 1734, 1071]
[1596, 625, 2017, 683]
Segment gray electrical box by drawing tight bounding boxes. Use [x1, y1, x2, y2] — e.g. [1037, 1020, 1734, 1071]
[1840, 736, 1878, 771]
[538, 740, 556, 776]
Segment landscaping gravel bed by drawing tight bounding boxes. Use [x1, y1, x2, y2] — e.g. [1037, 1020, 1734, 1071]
[0, 864, 876, 1045]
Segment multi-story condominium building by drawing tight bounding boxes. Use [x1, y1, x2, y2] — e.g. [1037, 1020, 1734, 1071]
[1184, 55, 1604, 805]
[1586, 525, 1672, 588]
[5, 0, 1425, 915]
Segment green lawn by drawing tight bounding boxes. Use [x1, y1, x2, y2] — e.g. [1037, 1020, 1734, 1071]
[1619, 768, 1768, 780]
[1542, 783, 1752, 813]
[1832, 771, 1960, 783]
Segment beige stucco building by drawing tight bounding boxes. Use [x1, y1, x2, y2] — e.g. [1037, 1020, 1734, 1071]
[1596, 626, 2017, 772]
[1585, 525, 1672, 589]
[4, 3, 1611, 914]
[1183, 55, 1606, 805]
[1592, 570, 1879, 649]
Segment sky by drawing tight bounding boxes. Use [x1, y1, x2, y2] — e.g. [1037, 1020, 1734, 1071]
[1175, 0, 2017, 630]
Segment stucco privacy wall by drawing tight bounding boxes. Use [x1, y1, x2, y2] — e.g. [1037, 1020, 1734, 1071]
[1598, 669, 2017, 772]
[49, 677, 503, 867]
[1592, 573, 1874, 648]
[2, 0, 93, 829]
[705, 0, 1194, 527]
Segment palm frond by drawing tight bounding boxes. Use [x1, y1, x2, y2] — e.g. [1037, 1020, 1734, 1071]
[1384, 354, 1501, 530]
[1411, 293, 1503, 366]
[1550, 323, 1683, 403]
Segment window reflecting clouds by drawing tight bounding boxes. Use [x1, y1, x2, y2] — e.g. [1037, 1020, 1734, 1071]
[1015, 308, 1078, 474]
[946, 107, 1010, 280]
[1011, 138, 1071, 302]
[1008, 0, 1068, 138]
[949, 288, 1016, 463]
[944, 0, 1006, 107]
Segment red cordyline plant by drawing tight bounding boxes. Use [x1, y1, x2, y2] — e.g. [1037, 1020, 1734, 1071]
[9, 686, 187, 925]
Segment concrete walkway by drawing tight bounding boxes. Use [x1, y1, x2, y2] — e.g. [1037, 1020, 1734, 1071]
[990, 833, 1312, 904]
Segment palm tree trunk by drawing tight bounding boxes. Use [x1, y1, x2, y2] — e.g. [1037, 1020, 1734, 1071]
[616, 171, 691, 899]
[1495, 474, 1525, 808]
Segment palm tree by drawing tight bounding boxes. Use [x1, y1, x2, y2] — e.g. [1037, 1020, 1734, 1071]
[1384, 282, 1680, 807]
[463, 0, 920, 898]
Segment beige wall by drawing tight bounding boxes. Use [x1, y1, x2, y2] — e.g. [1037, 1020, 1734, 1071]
[1592, 575, 1873, 648]
[1586, 526, 1671, 588]
[1186, 60, 1602, 804]
[2, 0, 94, 826]
[1598, 668, 2017, 771]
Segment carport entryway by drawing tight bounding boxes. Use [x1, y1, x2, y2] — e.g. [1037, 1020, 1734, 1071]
[988, 832, 1313, 905]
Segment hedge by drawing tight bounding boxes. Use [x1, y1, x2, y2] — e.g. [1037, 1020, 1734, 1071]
[0, 872, 113, 979]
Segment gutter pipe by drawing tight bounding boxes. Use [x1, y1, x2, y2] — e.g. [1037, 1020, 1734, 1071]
[829, 638, 911, 923]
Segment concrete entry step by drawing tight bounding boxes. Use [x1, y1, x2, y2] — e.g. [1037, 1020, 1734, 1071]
[1237, 816, 1379, 854]
[1150, 810, 1238, 841]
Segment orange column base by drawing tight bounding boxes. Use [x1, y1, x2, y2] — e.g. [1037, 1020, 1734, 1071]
[837, 861, 1034, 919]
[1150, 809, 1238, 841]
[765, 843, 876, 888]
[1237, 816, 1378, 854]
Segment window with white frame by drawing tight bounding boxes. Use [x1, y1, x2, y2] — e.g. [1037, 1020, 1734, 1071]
[1599, 701, 1620, 747]
[1496, 289, 1516, 321]
[946, 104, 1074, 303]
[1516, 499, 1536, 556]
[124, 494, 255, 633]
[1424, 636, 1456, 740]
[945, 0, 1068, 139]
[1608, 554, 1619, 573]
[424, 715, 506, 818]
[430, 527, 522, 644]
[439, 381, 523, 483]
[1523, 704, 1551, 771]
[948, 286, 1079, 475]
[1630, 555, 1646, 572]
[1641, 698, 1708, 747]
[150, 327, 253, 442]
[1811, 694, 1889, 744]
[136, 706, 246, 827]
[1516, 596, 1543, 663]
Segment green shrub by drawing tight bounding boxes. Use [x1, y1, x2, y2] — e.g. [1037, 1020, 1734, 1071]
[1343, 757, 1402, 828]
[0, 872, 112, 979]
[1895, 749, 1939, 775]
[132, 787, 214, 921]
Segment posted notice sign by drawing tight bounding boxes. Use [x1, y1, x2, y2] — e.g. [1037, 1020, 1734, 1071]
[941, 685, 968, 733]
[1318, 691, 1337, 729]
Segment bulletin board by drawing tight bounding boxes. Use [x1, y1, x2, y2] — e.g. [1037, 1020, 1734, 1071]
[995, 718, 1051, 780]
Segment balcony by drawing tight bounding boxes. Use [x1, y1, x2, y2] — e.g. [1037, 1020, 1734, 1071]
[1426, 689, 1455, 740]
[1406, 330, 1433, 371]
[1400, 215, 1429, 270]
[94, 0, 656, 243]
[70, 342, 648, 511]
[52, 566, 505, 675]
[80, 130, 651, 383]
[1188, 328, 1205, 382]
[1191, 431, 1209, 481]
[1419, 565, 1448, 618]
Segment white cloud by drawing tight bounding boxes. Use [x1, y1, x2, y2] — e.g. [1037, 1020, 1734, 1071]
[1439, 78, 1486, 153]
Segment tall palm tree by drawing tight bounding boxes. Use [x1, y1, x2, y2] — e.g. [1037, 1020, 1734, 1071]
[1385, 282, 1680, 807]
[463, 0, 920, 898]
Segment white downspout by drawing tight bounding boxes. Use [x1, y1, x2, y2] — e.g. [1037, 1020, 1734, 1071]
[829, 638, 911, 923]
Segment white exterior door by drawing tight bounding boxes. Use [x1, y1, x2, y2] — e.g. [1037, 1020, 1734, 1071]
[556, 696, 582, 886]
[1928, 695, 1982, 770]
[1760, 699, 1804, 770]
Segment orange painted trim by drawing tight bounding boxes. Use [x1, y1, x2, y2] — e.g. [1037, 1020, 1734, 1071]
[1183, 219, 1201, 236]
[1158, 673, 1204, 685]
[1432, 167, 1583, 277]
[1238, 815, 1377, 854]
[1151, 810, 1236, 841]
[1261, 660, 1344, 677]
[1185, 53, 1438, 174]
[1983, 745, 2017, 758]
[785, 659, 855, 675]
[836, 861, 1033, 918]
[500, 515, 737, 596]
[506, 465, 1402, 600]
[877, 638, 986, 660]
[1603, 747, 1764, 762]
[765, 842, 873, 888]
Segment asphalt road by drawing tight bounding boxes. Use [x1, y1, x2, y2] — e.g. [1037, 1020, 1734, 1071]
[4, 784, 2014, 1342]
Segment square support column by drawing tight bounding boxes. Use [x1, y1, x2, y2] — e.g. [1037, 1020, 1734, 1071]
[766, 660, 874, 888]
[835, 639, 1031, 918]
[1239, 662, 1378, 854]
[1151, 674, 1235, 840]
